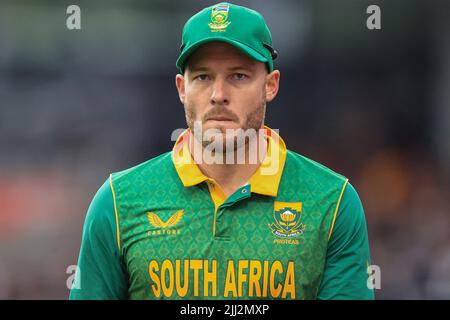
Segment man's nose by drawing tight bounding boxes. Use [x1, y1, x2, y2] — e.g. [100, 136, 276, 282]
[211, 78, 229, 106]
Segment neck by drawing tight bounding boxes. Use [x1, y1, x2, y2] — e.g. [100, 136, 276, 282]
[188, 129, 268, 197]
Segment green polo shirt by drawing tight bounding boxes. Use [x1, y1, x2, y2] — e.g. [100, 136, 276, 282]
[69, 127, 373, 300]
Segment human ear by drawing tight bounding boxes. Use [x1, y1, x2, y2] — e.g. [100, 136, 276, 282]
[175, 74, 186, 104]
[265, 70, 280, 102]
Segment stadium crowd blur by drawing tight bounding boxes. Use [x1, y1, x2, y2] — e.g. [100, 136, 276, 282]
[0, 0, 449, 299]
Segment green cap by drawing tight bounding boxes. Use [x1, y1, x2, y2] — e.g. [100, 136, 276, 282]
[176, 2, 277, 73]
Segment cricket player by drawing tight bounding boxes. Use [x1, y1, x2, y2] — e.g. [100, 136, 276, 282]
[70, 2, 374, 300]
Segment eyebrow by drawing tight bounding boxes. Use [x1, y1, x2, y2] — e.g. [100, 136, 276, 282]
[229, 66, 253, 72]
[188, 66, 210, 73]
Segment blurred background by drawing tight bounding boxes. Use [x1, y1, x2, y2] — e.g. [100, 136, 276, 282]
[0, 0, 449, 299]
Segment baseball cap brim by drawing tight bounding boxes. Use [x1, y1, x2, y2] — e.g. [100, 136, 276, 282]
[176, 37, 268, 73]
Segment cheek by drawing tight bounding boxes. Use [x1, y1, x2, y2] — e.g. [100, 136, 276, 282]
[185, 84, 206, 105]
[242, 87, 266, 119]
[184, 91, 206, 121]
[238, 85, 265, 108]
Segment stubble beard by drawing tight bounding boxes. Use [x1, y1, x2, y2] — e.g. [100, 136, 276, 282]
[185, 97, 266, 159]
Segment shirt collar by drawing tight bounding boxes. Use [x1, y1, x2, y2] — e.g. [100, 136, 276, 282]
[171, 126, 287, 197]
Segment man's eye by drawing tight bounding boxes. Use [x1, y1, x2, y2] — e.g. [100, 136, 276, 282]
[233, 73, 248, 80]
[195, 74, 210, 81]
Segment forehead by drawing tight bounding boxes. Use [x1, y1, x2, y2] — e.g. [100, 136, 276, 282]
[186, 41, 262, 71]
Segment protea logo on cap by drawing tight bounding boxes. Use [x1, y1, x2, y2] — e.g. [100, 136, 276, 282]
[208, 3, 231, 32]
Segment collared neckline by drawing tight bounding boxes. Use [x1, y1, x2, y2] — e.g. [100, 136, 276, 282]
[171, 126, 287, 197]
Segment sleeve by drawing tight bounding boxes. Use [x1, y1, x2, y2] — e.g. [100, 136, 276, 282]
[69, 178, 128, 300]
[317, 181, 375, 300]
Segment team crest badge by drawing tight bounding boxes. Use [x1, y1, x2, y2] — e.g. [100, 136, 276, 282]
[208, 4, 231, 32]
[269, 202, 305, 238]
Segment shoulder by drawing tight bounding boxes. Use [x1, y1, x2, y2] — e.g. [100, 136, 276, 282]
[332, 182, 366, 235]
[110, 151, 173, 184]
[81, 178, 118, 248]
[284, 149, 348, 185]
[340, 182, 363, 209]
[86, 178, 115, 224]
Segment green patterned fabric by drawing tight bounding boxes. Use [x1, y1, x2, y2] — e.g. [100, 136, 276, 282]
[70, 132, 373, 300]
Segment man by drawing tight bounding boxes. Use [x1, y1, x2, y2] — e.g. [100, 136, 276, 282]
[70, 2, 374, 300]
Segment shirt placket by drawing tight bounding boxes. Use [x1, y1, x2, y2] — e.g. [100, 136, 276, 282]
[207, 182, 251, 240]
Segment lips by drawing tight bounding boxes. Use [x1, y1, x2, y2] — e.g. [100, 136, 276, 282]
[207, 116, 233, 121]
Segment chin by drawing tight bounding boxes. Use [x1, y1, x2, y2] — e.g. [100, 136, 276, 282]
[204, 122, 240, 133]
